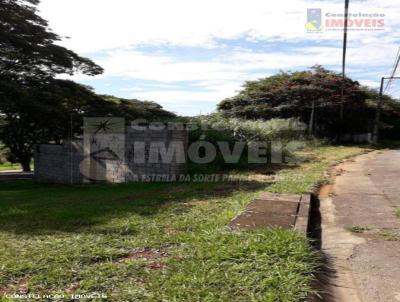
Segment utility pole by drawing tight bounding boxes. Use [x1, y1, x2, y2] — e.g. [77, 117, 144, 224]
[340, 0, 350, 119]
[373, 76, 400, 144]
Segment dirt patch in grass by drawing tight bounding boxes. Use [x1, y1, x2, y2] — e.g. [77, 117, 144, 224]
[147, 261, 167, 270]
[116, 248, 170, 270]
[0, 287, 8, 296]
[65, 281, 80, 293]
[0, 278, 29, 295]
[117, 248, 170, 263]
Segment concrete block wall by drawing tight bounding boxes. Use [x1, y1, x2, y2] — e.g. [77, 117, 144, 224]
[34, 141, 84, 184]
[125, 128, 188, 181]
[34, 127, 188, 184]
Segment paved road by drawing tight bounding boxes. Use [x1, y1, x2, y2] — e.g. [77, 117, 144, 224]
[320, 150, 400, 302]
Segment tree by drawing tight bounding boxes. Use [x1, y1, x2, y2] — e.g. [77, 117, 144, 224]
[0, 79, 176, 171]
[0, 0, 103, 82]
[99, 95, 177, 121]
[0, 0, 104, 170]
[217, 66, 369, 137]
[361, 87, 400, 140]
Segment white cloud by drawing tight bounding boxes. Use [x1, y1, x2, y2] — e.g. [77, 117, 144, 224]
[74, 43, 398, 84]
[96, 50, 242, 82]
[119, 78, 244, 106]
[128, 90, 227, 116]
[39, 0, 399, 53]
[358, 79, 381, 88]
[62, 43, 400, 114]
[39, 0, 400, 115]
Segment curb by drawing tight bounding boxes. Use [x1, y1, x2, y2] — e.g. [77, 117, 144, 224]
[229, 192, 312, 234]
[294, 194, 312, 235]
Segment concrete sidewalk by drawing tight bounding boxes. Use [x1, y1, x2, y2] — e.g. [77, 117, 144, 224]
[0, 170, 33, 180]
[320, 150, 400, 302]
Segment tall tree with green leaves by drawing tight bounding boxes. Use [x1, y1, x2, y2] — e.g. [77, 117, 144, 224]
[0, 79, 176, 171]
[0, 0, 103, 82]
[218, 66, 371, 137]
[0, 0, 104, 170]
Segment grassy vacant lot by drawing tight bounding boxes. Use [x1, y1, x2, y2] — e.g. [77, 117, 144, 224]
[0, 163, 21, 171]
[0, 146, 369, 302]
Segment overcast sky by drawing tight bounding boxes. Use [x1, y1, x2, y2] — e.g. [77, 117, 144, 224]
[38, 0, 400, 116]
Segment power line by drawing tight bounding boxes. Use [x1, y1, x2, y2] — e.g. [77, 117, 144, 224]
[373, 76, 400, 144]
[384, 81, 400, 94]
[384, 47, 400, 93]
[383, 88, 400, 102]
[389, 47, 400, 73]
[386, 88, 400, 95]
[372, 46, 400, 143]
[388, 48, 399, 76]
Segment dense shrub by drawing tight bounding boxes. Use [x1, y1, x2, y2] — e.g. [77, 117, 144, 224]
[0, 145, 16, 165]
[0, 146, 6, 164]
[189, 114, 306, 143]
[187, 114, 307, 172]
[217, 66, 400, 139]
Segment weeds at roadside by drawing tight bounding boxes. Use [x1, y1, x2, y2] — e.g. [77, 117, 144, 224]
[346, 225, 371, 233]
[395, 208, 400, 219]
[379, 230, 400, 241]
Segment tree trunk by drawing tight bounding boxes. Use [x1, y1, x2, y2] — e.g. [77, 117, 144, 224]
[20, 158, 31, 172]
[309, 101, 315, 136]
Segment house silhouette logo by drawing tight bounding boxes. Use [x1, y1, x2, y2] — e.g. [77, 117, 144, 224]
[306, 8, 322, 32]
